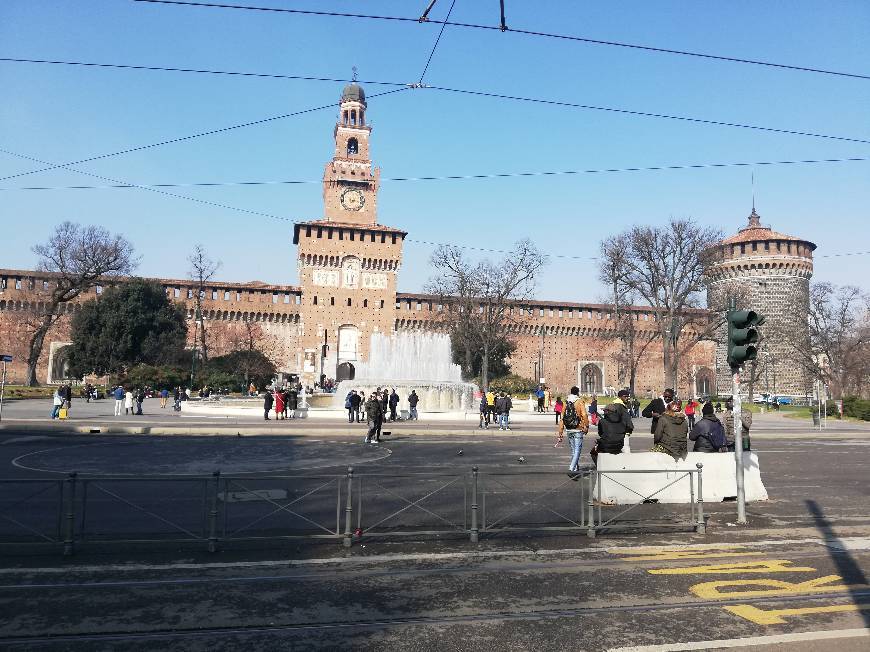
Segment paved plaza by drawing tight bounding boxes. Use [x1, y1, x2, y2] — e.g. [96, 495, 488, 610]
[0, 399, 868, 649]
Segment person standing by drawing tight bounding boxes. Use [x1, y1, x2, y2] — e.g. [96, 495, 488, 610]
[287, 386, 298, 419]
[135, 388, 145, 415]
[51, 389, 63, 419]
[263, 389, 274, 420]
[588, 395, 599, 426]
[684, 398, 697, 428]
[282, 387, 290, 419]
[113, 385, 125, 416]
[408, 390, 419, 421]
[365, 391, 384, 444]
[356, 390, 365, 423]
[479, 393, 489, 429]
[689, 402, 727, 452]
[159, 388, 169, 409]
[389, 388, 399, 421]
[274, 389, 285, 420]
[348, 390, 361, 423]
[535, 386, 545, 413]
[544, 387, 551, 412]
[380, 389, 389, 419]
[593, 389, 635, 462]
[642, 388, 675, 434]
[724, 397, 753, 451]
[651, 400, 689, 460]
[554, 396, 563, 424]
[557, 386, 590, 476]
[495, 393, 508, 430]
[124, 388, 134, 415]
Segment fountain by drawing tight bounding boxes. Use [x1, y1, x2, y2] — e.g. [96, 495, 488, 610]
[335, 332, 477, 413]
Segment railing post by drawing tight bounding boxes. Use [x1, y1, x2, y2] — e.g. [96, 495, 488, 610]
[695, 463, 706, 534]
[63, 472, 77, 556]
[343, 466, 354, 548]
[207, 471, 220, 553]
[586, 471, 596, 538]
[470, 466, 479, 543]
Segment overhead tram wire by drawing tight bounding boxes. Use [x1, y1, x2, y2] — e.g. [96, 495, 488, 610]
[2, 146, 866, 262]
[2, 156, 867, 191]
[132, 0, 870, 81]
[4, 57, 869, 151]
[0, 87, 410, 183]
[0, 58, 409, 87]
[417, 0, 457, 84]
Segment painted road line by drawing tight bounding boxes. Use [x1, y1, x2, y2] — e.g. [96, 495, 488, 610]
[608, 627, 870, 651]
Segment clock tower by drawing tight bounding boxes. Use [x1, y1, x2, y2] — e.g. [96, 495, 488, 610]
[322, 82, 380, 224]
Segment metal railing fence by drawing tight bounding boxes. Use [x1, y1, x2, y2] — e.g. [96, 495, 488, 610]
[0, 464, 704, 556]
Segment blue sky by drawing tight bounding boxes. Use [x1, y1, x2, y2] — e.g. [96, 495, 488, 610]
[1, 0, 868, 303]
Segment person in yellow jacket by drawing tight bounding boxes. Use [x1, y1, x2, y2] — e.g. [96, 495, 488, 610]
[485, 390, 496, 425]
[557, 386, 590, 476]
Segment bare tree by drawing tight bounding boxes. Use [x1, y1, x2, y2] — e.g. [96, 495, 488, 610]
[599, 218, 722, 392]
[779, 283, 870, 400]
[187, 244, 221, 364]
[25, 222, 136, 386]
[426, 239, 547, 391]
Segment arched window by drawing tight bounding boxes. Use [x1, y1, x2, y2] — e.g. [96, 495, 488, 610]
[347, 138, 358, 155]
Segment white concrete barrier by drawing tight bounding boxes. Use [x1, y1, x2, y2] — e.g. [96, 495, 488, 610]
[595, 452, 768, 504]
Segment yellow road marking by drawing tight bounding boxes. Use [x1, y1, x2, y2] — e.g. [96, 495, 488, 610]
[690, 575, 849, 599]
[724, 603, 870, 625]
[614, 548, 762, 562]
[649, 559, 816, 575]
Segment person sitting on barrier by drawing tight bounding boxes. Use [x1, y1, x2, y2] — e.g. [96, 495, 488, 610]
[689, 402, 727, 452]
[591, 388, 634, 464]
[557, 386, 589, 476]
[651, 400, 689, 460]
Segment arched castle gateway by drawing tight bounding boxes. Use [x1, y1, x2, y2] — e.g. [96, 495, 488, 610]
[705, 209, 815, 399]
[1, 82, 726, 395]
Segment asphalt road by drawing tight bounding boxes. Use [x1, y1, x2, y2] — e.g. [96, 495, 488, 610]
[1, 403, 868, 650]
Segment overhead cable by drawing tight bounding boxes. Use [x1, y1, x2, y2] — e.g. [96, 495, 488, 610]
[132, 0, 870, 80]
[2, 156, 866, 191]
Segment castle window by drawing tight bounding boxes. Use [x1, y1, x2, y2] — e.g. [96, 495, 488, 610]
[15, 279, 21, 290]
[343, 110, 348, 125]
[96, 285, 103, 295]
[350, 110, 356, 126]
[391, 234, 397, 244]
[349, 230, 355, 241]
[787, 243, 792, 253]
[187, 289, 193, 299]
[338, 229, 344, 241]
[328, 229, 333, 240]
[306, 226, 312, 237]
[317, 228, 323, 238]
[381, 233, 386, 243]
[740, 244, 746, 254]
[330, 297, 335, 306]
[347, 298, 352, 307]
[237, 292, 243, 301]
[272, 294, 278, 304]
[363, 299, 368, 308]
[437, 303, 443, 311]
[212, 290, 218, 300]
[28, 278, 34, 290]
[295, 295, 301, 305]
[174, 288, 180, 298]
[752, 242, 758, 251]
[313, 296, 318, 305]
[764, 241, 770, 251]
[43, 280, 49, 290]
[417, 302, 422, 311]
[370, 233, 375, 242]
[559, 309, 563, 318]
[284, 294, 290, 304]
[223, 291, 229, 300]
[539, 309, 544, 317]
[380, 300, 385, 309]
[0, 278, 6, 289]
[347, 138, 358, 155]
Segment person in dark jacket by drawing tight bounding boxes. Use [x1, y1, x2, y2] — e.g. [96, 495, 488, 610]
[651, 401, 688, 460]
[135, 388, 146, 415]
[348, 391, 362, 423]
[689, 402, 726, 452]
[263, 390, 274, 420]
[380, 389, 389, 419]
[408, 390, 419, 420]
[389, 389, 400, 421]
[594, 390, 634, 460]
[479, 395, 489, 429]
[282, 388, 291, 419]
[642, 388, 675, 434]
[287, 387, 298, 418]
[365, 392, 384, 443]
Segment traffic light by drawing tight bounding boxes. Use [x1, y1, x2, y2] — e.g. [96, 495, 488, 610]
[727, 309, 763, 368]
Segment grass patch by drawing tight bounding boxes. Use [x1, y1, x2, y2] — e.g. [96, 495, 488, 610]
[1, 385, 56, 400]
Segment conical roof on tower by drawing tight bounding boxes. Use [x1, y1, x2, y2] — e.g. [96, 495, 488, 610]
[720, 208, 816, 249]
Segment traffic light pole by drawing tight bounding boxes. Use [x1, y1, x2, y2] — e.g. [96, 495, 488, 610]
[732, 366, 747, 524]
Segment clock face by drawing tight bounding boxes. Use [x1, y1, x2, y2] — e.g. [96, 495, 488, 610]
[340, 188, 365, 211]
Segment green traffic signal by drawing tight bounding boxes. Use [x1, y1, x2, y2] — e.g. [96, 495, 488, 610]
[727, 309, 763, 367]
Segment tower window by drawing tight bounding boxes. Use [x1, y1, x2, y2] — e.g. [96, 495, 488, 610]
[330, 297, 335, 306]
[313, 296, 318, 305]
[347, 298, 352, 307]
[350, 110, 356, 125]
[363, 299, 368, 308]
[347, 138, 358, 155]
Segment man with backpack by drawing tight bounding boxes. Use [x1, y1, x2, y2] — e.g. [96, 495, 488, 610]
[593, 389, 635, 463]
[557, 386, 590, 476]
[365, 391, 384, 444]
[495, 392, 512, 430]
[689, 402, 727, 452]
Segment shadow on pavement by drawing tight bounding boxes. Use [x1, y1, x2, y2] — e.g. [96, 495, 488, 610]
[805, 498, 870, 629]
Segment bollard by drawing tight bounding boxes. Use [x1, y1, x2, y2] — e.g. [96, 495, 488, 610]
[586, 471, 596, 538]
[696, 463, 706, 534]
[207, 471, 221, 553]
[63, 472, 77, 556]
[470, 466, 479, 543]
[343, 467, 354, 548]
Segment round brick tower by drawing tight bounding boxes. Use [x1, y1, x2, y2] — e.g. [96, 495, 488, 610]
[706, 209, 816, 399]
